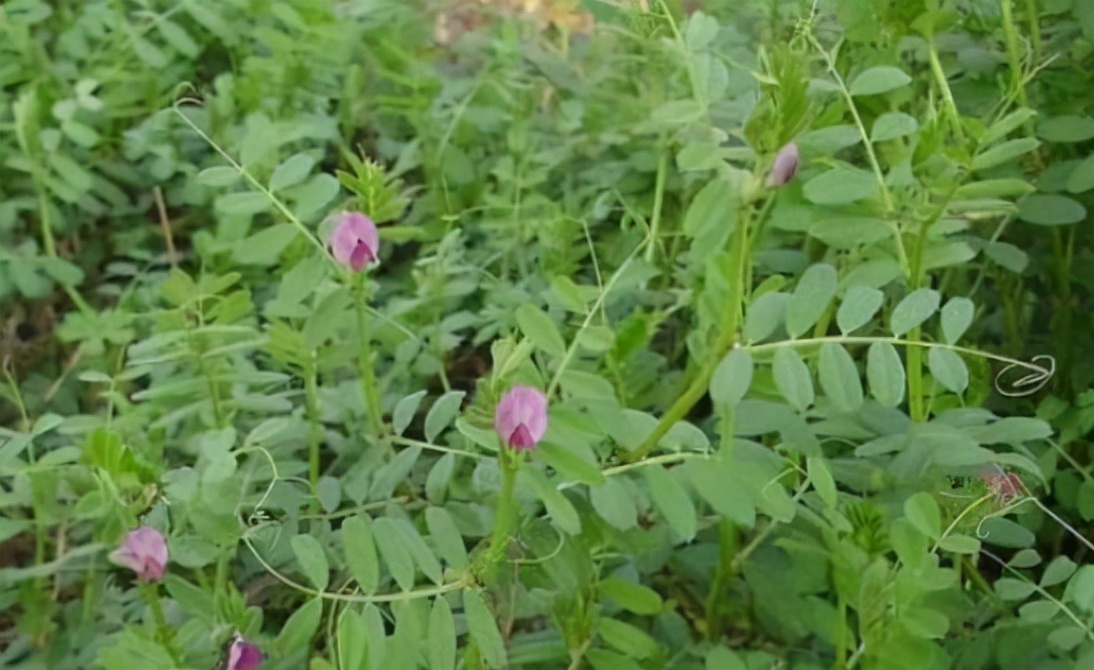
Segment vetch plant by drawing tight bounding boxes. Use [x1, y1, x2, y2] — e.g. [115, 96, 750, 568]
[487, 385, 548, 565]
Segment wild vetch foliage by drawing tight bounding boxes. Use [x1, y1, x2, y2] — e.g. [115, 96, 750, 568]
[1, 2, 1093, 670]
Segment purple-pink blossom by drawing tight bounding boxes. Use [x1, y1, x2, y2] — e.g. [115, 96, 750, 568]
[228, 635, 263, 670]
[494, 386, 548, 451]
[109, 526, 168, 582]
[329, 211, 379, 271]
[766, 142, 799, 187]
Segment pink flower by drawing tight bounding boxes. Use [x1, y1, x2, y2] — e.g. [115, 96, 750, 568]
[329, 211, 379, 271]
[766, 142, 799, 187]
[228, 635, 263, 670]
[978, 466, 1024, 502]
[494, 386, 548, 451]
[109, 526, 168, 582]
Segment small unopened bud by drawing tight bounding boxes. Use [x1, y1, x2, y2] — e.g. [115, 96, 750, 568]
[766, 142, 799, 188]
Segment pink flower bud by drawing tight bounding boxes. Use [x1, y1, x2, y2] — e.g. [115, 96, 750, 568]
[766, 142, 799, 187]
[329, 211, 379, 271]
[109, 526, 168, 582]
[228, 635, 263, 670]
[494, 386, 548, 451]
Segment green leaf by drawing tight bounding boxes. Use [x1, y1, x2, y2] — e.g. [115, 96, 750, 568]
[928, 347, 968, 394]
[785, 263, 838, 337]
[216, 191, 270, 216]
[342, 516, 380, 595]
[1047, 625, 1086, 652]
[420, 453, 450, 505]
[1017, 194, 1087, 225]
[590, 477, 637, 530]
[597, 618, 661, 659]
[516, 304, 566, 358]
[429, 597, 457, 670]
[802, 168, 878, 205]
[395, 519, 444, 585]
[797, 125, 862, 154]
[866, 342, 905, 407]
[984, 108, 1036, 144]
[837, 285, 884, 334]
[1010, 549, 1042, 569]
[290, 173, 340, 222]
[521, 468, 581, 535]
[393, 390, 427, 437]
[849, 66, 912, 96]
[464, 590, 507, 669]
[818, 343, 863, 412]
[706, 647, 747, 670]
[938, 534, 981, 554]
[270, 152, 316, 191]
[425, 506, 469, 571]
[683, 177, 736, 238]
[984, 241, 1028, 273]
[369, 446, 422, 501]
[773, 347, 814, 412]
[871, 112, 918, 141]
[807, 457, 837, 508]
[290, 534, 329, 591]
[954, 178, 1035, 199]
[1066, 155, 1094, 193]
[599, 578, 663, 615]
[710, 347, 753, 408]
[995, 577, 1036, 601]
[1064, 565, 1094, 612]
[373, 517, 417, 591]
[338, 608, 368, 670]
[1037, 115, 1094, 143]
[902, 607, 949, 639]
[940, 297, 974, 344]
[743, 292, 787, 342]
[890, 288, 940, 336]
[640, 465, 697, 542]
[1018, 599, 1059, 624]
[424, 391, 466, 443]
[196, 166, 240, 187]
[276, 597, 323, 654]
[538, 442, 605, 486]
[905, 492, 941, 539]
[1040, 556, 1077, 588]
[971, 138, 1040, 171]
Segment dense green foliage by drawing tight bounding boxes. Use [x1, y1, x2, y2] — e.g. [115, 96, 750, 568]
[2, 1, 1093, 669]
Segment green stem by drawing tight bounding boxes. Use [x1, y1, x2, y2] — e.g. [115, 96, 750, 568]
[644, 147, 670, 267]
[488, 450, 519, 564]
[704, 517, 739, 639]
[625, 196, 758, 463]
[139, 581, 176, 654]
[304, 357, 322, 497]
[926, 38, 964, 141]
[353, 279, 385, 442]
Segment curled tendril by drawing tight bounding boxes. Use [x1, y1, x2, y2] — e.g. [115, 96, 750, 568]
[994, 354, 1055, 397]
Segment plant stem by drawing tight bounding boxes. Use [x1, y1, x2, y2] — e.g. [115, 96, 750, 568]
[488, 449, 519, 564]
[304, 356, 322, 497]
[625, 195, 758, 463]
[353, 278, 385, 443]
[644, 147, 670, 267]
[139, 581, 177, 656]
